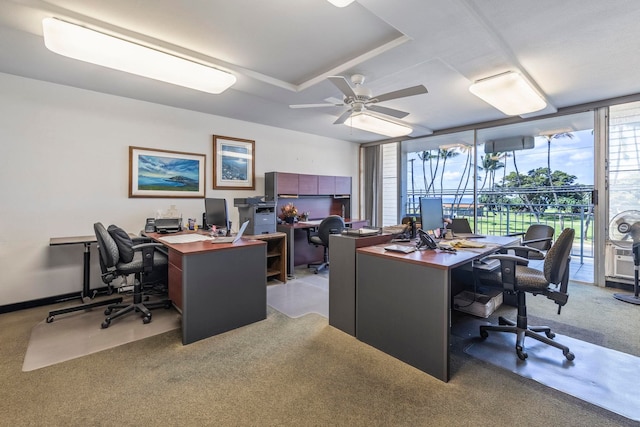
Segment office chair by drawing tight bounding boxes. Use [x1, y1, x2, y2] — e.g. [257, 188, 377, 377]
[507, 224, 554, 260]
[94, 222, 171, 328]
[307, 215, 345, 273]
[450, 218, 473, 234]
[477, 228, 576, 361]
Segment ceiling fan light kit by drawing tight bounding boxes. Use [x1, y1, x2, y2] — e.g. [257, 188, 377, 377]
[42, 18, 236, 94]
[469, 71, 546, 116]
[348, 113, 412, 137]
[290, 74, 427, 138]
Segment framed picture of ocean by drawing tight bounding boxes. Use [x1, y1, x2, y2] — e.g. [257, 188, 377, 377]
[212, 135, 255, 190]
[129, 146, 206, 198]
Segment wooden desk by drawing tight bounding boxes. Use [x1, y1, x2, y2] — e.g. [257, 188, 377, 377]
[147, 231, 267, 345]
[355, 235, 518, 382]
[277, 218, 368, 275]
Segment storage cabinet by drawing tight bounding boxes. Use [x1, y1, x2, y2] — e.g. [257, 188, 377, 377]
[168, 250, 183, 311]
[335, 176, 351, 195]
[266, 172, 351, 197]
[318, 175, 335, 194]
[250, 232, 287, 283]
[298, 174, 318, 195]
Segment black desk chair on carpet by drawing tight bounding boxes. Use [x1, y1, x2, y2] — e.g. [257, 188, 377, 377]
[476, 227, 576, 361]
[94, 222, 171, 328]
[507, 224, 554, 260]
[307, 215, 345, 273]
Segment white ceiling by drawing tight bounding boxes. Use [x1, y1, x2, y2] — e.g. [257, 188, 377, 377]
[2, 0, 640, 144]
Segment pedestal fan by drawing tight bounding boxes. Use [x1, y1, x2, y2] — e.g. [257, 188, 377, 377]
[609, 210, 640, 304]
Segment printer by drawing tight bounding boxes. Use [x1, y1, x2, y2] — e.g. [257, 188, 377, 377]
[154, 217, 182, 233]
[234, 197, 276, 235]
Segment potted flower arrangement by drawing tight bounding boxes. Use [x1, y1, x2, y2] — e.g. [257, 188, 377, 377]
[281, 203, 298, 224]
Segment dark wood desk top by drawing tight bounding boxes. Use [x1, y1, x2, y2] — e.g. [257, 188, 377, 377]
[279, 218, 367, 229]
[357, 235, 519, 270]
[145, 230, 266, 255]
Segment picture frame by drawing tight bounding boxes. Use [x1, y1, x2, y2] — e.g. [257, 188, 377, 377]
[213, 135, 255, 190]
[129, 146, 206, 198]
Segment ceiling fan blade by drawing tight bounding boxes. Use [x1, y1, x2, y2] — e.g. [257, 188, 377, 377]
[374, 85, 428, 103]
[333, 109, 353, 125]
[367, 105, 410, 119]
[328, 76, 357, 98]
[289, 103, 344, 109]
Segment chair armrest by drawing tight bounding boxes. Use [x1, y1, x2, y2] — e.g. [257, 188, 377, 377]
[484, 253, 530, 266]
[132, 236, 152, 245]
[506, 231, 526, 237]
[521, 236, 553, 246]
[501, 244, 545, 259]
[132, 242, 165, 272]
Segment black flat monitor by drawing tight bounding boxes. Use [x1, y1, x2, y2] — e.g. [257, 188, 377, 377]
[419, 197, 444, 233]
[204, 198, 229, 231]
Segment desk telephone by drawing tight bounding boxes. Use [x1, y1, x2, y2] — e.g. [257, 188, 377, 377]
[416, 228, 438, 250]
[144, 218, 156, 233]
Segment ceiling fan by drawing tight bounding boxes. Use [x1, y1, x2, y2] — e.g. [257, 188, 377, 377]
[609, 210, 640, 305]
[290, 74, 428, 125]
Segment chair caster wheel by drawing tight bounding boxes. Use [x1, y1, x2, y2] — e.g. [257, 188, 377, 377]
[101, 320, 111, 329]
[516, 347, 528, 360]
[46, 316, 54, 323]
[143, 316, 151, 324]
[104, 308, 113, 315]
[479, 330, 488, 339]
[564, 351, 575, 361]
[546, 331, 556, 339]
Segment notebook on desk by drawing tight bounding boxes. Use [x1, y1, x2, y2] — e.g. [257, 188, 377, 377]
[210, 220, 249, 244]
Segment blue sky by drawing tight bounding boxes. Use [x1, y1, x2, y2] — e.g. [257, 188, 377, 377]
[407, 130, 594, 192]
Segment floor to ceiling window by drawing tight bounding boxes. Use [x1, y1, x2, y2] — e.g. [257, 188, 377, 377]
[397, 112, 595, 283]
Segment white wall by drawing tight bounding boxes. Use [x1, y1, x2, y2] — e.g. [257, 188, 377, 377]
[0, 73, 359, 305]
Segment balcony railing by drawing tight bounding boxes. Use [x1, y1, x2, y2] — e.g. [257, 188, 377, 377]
[405, 192, 594, 264]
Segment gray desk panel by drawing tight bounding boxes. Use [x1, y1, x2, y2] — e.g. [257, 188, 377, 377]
[356, 252, 450, 381]
[182, 245, 266, 344]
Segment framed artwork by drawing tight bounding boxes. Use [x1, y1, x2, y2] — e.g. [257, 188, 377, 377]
[213, 135, 255, 190]
[129, 146, 206, 198]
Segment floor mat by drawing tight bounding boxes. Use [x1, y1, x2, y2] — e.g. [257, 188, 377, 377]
[23, 300, 180, 371]
[267, 281, 328, 318]
[463, 319, 639, 422]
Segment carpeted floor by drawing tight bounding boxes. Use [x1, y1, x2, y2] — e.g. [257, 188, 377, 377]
[4, 268, 639, 426]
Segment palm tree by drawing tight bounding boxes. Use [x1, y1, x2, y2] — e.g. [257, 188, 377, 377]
[438, 148, 459, 196]
[542, 132, 575, 209]
[453, 145, 473, 212]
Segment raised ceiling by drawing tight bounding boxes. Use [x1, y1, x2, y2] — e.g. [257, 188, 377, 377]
[1, 0, 640, 143]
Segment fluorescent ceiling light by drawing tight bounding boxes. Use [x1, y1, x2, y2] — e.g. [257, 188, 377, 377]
[469, 71, 546, 116]
[347, 113, 412, 137]
[327, 0, 355, 7]
[42, 17, 236, 94]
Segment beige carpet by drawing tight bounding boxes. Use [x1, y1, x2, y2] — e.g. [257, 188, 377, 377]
[23, 298, 180, 371]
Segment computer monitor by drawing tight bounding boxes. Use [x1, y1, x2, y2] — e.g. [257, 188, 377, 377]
[204, 198, 229, 231]
[419, 197, 444, 233]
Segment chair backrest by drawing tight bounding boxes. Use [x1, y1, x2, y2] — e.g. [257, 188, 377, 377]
[543, 228, 575, 285]
[94, 222, 120, 271]
[450, 218, 472, 234]
[318, 215, 345, 246]
[524, 224, 554, 251]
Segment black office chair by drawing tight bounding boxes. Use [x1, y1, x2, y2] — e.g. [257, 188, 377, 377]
[94, 222, 171, 328]
[450, 218, 473, 234]
[507, 224, 554, 260]
[477, 228, 576, 361]
[307, 215, 345, 273]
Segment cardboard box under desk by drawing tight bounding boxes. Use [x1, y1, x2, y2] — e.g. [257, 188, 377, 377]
[453, 289, 503, 318]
